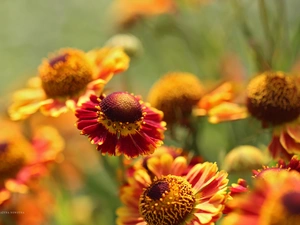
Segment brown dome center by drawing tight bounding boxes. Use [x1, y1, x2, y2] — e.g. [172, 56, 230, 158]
[100, 92, 143, 123]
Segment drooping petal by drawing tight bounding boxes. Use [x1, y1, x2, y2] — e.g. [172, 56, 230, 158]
[268, 135, 292, 160]
[286, 124, 300, 143]
[280, 131, 300, 154]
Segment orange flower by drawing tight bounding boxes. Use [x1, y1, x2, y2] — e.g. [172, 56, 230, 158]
[222, 169, 300, 225]
[116, 151, 229, 225]
[193, 81, 248, 123]
[111, 0, 176, 27]
[0, 181, 55, 225]
[8, 47, 130, 120]
[0, 119, 64, 206]
[86, 47, 130, 81]
[76, 92, 166, 158]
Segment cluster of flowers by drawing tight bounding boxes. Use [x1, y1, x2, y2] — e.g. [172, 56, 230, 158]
[3, 35, 300, 225]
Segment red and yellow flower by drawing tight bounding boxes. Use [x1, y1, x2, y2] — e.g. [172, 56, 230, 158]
[253, 155, 300, 178]
[222, 169, 300, 225]
[0, 119, 64, 206]
[8, 47, 129, 120]
[75, 91, 166, 158]
[117, 151, 229, 225]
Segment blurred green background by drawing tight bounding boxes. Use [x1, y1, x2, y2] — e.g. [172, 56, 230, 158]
[1, 0, 300, 224]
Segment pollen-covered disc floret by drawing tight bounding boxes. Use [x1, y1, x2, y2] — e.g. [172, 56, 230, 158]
[148, 72, 204, 124]
[139, 175, 195, 225]
[39, 48, 93, 98]
[246, 71, 300, 126]
[76, 91, 166, 158]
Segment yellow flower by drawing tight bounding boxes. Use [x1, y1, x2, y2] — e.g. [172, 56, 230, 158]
[8, 47, 130, 120]
[110, 0, 176, 27]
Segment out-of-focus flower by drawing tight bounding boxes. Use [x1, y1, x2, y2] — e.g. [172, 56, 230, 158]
[223, 179, 248, 214]
[116, 151, 229, 225]
[0, 119, 64, 206]
[3, 181, 55, 225]
[193, 81, 248, 124]
[8, 47, 130, 120]
[222, 169, 300, 225]
[147, 72, 204, 127]
[86, 47, 130, 81]
[222, 145, 266, 173]
[227, 179, 248, 198]
[110, 0, 176, 28]
[76, 91, 166, 158]
[268, 120, 300, 159]
[194, 53, 248, 124]
[225, 156, 300, 214]
[253, 155, 300, 178]
[246, 71, 300, 127]
[245, 71, 300, 159]
[105, 34, 143, 58]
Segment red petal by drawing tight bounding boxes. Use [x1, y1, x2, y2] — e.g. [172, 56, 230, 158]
[97, 132, 117, 155]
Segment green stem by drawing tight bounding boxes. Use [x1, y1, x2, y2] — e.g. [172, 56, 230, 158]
[101, 155, 119, 187]
[183, 116, 202, 156]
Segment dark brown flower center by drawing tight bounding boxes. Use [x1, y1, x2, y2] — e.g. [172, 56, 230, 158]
[0, 142, 8, 152]
[139, 175, 196, 225]
[246, 72, 300, 126]
[39, 49, 93, 98]
[147, 181, 170, 201]
[282, 191, 300, 215]
[100, 92, 143, 123]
